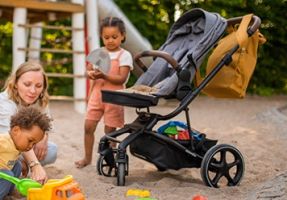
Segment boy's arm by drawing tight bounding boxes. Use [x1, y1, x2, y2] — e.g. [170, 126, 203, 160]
[22, 149, 48, 184]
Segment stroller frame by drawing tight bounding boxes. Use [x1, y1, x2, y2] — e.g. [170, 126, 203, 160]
[97, 11, 261, 188]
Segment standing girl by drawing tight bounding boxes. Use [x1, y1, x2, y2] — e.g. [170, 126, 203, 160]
[75, 17, 133, 168]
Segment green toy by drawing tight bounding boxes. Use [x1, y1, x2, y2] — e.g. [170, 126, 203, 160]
[135, 198, 158, 200]
[163, 126, 178, 135]
[0, 171, 42, 196]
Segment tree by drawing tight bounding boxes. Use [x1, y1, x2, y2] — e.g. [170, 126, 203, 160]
[1, 0, 286, 95]
[115, 0, 287, 95]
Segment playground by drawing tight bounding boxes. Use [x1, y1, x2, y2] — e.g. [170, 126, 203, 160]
[44, 95, 287, 200]
[1, 1, 287, 200]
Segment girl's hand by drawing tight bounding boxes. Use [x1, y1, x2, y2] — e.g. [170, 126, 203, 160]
[87, 70, 96, 80]
[93, 70, 106, 79]
[87, 69, 106, 80]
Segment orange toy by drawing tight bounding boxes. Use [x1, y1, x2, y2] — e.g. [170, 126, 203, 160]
[27, 175, 85, 200]
[192, 195, 208, 200]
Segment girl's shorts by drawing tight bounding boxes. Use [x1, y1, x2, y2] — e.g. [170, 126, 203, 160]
[86, 92, 124, 128]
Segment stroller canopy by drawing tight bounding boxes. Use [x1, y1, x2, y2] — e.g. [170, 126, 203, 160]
[136, 8, 227, 96]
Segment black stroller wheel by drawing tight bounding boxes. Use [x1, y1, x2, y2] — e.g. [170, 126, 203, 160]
[116, 154, 129, 186]
[97, 149, 117, 177]
[117, 163, 126, 186]
[200, 144, 245, 188]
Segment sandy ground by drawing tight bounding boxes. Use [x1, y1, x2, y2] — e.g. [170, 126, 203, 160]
[44, 95, 287, 200]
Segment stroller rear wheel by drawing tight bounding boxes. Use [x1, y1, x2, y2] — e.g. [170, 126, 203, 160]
[200, 144, 244, 188]
[97, 149, 117, 177]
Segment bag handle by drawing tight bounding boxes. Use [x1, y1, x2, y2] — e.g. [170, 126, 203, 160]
[236, 14, 253, 47]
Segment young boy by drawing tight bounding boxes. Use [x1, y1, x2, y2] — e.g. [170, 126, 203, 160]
[0, 107, 52, 199]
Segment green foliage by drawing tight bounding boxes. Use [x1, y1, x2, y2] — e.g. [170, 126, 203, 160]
[114, 0, 177, 49]
[0, 20, 13, 90]
[115, 0, 287, 95]
[0, 0, 286, 96]
[41, 19, 74, 96]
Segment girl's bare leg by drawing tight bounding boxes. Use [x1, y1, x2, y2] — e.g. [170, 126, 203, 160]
[75, 119, 98, 168]
[105, 125, 117, 148]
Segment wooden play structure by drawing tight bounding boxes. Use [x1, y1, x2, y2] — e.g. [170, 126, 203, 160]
[0, 0, 151, 113]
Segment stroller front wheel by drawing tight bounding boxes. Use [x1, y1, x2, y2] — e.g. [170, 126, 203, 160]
[117, 163, 126, 186]
[200, 144, 245, 188]
[116, 149, 129, 186]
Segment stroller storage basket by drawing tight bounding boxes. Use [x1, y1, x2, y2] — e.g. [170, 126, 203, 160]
[130, 133, 217, 170]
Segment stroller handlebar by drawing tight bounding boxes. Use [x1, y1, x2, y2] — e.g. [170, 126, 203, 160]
[134, 50, 179, 71]
[227, 15, 261, 36]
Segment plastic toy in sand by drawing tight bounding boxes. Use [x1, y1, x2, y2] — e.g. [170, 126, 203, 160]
[192, 194, 208, 200]
[0, 171, 42, 196]
[27, 175, 85, 200]
[126, 189, 151, 198]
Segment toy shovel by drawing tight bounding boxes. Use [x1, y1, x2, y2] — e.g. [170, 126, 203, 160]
[0, 171, 42, 196]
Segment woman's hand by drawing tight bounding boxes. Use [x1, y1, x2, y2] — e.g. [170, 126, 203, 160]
[30, 164, 48, 184]
[33, 134, 48, 161]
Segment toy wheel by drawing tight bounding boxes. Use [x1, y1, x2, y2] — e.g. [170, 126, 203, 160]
[117, 163, 126, 186]
[200, 144, 244, 188]
[97, 149, 117, 177]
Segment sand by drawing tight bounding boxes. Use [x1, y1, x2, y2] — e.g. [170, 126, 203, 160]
[45, 95, 287, 200]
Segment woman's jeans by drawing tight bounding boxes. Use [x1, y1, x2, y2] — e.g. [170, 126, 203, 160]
[0, 160, 22, 199]
[40, 141, 57, 166]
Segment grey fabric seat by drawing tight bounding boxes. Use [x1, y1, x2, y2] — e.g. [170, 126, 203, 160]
[102, 8, 227, 108]
[136, 8, 227, 96]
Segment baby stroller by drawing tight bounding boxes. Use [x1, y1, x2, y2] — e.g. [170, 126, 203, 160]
[97, 8, 261, 187]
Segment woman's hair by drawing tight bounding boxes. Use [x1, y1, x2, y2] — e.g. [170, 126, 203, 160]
[4, 61, 49, 108]
[100, 17, 126, 42]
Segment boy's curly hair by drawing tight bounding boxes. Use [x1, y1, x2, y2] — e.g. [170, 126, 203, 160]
[10, 107, 52, 133]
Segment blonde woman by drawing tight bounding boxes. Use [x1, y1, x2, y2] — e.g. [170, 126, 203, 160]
[0, 61, 57, 183]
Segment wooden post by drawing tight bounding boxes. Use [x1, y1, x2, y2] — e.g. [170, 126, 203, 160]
[13, 7, 27, 71]
[86, 0, 100, 51]
[85, 0, 101, 101]
[72, 0, 86, 113]
[28, 22, 43, 61]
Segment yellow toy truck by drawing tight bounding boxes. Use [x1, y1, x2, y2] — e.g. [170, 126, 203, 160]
[27, 175, 85, 200]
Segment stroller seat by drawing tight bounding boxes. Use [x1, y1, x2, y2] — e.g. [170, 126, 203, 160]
[102, 8, 227, 108]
